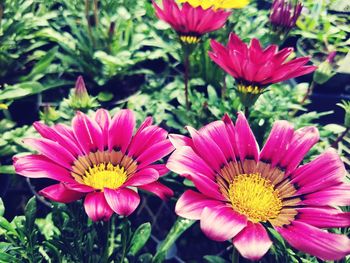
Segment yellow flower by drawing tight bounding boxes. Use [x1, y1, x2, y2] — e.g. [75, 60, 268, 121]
[179, 0, 249, 9]
[0, 103, 8, 110]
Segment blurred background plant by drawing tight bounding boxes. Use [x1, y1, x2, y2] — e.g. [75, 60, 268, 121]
[0, 0, 349, 262]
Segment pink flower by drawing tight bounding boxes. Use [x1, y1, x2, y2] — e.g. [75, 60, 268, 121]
[153, 0, 231, 44]
[14, 109, 174, 221]
[167, 112, 350, 261]
[209, 33, 317, 103]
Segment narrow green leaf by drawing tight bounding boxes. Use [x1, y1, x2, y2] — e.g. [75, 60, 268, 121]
[24, 197, 37, 232]
[204, 255, 229, 263]
[153, 218, 194, 263]
[0, 199, 4, 217]
[129, 222, 151, 256]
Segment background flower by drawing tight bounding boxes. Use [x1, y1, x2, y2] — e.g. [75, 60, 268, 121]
[209, 33, 317, 106]
[14, 109, 174, 221]
[178, 0, 249, 9]
[167, 112, 350, 261]
[153, 0, 231, 44]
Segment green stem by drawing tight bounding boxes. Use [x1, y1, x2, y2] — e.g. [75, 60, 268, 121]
[244, 106, 250, 118]
[231, 246, 239, 263]
[183, 48, 190, 110]
[119, 217, 129, 263]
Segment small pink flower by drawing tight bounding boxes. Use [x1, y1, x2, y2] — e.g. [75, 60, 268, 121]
[209, 33, 317, 95]
[167, 112, 350, 261]
[14, 109, 174, 221]
[153, 0, 231, 44]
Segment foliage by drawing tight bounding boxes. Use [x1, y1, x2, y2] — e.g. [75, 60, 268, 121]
[0, 0, 349, 262]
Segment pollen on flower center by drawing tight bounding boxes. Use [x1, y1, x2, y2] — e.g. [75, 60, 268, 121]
[228, 173, 282, 223]
[237, 84, 262, 95]
[180, 35, 200, 44]
[82, 163, 127, 190]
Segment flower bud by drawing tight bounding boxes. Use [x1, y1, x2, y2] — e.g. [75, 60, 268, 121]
[270, 0, 302, 33]
[313, 52, 337, 85]
[68, 76, 97, 110]
[40, 104, 60, 123]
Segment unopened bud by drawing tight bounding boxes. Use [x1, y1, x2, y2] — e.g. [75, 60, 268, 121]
[69, 76, 97, 110]
[313, 52, 337, 85]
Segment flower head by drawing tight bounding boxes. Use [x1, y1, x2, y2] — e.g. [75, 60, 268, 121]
[153, 0, 231, 45]
[270, 0, 303, 32]
[14, 109, 174, 221]
[167, 112, 350, 261]
[178, 0, 249, 9]
[209, 33, 317, 106]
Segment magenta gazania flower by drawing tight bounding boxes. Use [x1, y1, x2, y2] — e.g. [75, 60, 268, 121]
[14, 109, 174, 221]
[153, 0, 231, 44]
[209, 33, 317, 105]
[270, 0, 303, 32]
[167, 112, 350, 261]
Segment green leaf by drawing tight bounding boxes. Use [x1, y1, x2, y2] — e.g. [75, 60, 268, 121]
[207, 85, 218, 104]
[20, 46, 59, 82]
[0, 251, 18, 262]
[24, 197, 37, 232]
[129, 222, 151, 256]
[153, 218, 194, 263]
[0, 217, 15, 233]
[0, 165, 16, 175]
[0, 199, 4, 217]
[323, 124, 346, 134]
[204, 255, 229, 263]
[97, 92, 114, 102]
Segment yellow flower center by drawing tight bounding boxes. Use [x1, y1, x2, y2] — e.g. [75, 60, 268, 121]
[237, 84, 262, 95]
[179, 0, 249, 9]
[228, 173, 282, 223]
[180, 35, 200, 44]
[82, 163, 127, 190]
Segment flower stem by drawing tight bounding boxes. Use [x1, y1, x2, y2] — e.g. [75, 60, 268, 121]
[331, 127, 350, 148]
[244, 106, 250, 118]
[183, 46, 191, 110]
[231, 246, 239, 263]
[291, 81, 315, 117]
[119, 217, 129, 263]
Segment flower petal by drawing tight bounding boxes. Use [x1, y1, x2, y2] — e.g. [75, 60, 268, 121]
[276, 221, 350, 261]
[176, 190, 224, 220]
[187, 126, 228, 172]
[297, 207, 350, 228]
[104, 188, 140, 216]
[23, 138, 76, 170]
[84, 192, 113, 222]
[291, 148, 346, 194]
[124, 168, 159, 187]
[13, 154, 75, 183]
[200, 205, 247, 241]
[138, 181, 173, 200]
[279, 126, 319, 176]
[300, 183, 350, 206]
[40, 183, 84, 203]
[108, 109, 135, 153]
[72, 111, 103, 153]
[260, 120, 294, 167]
[233, 222, 272, 261]
[167, 146, 215, 180]
[235, 112, 259, 162]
